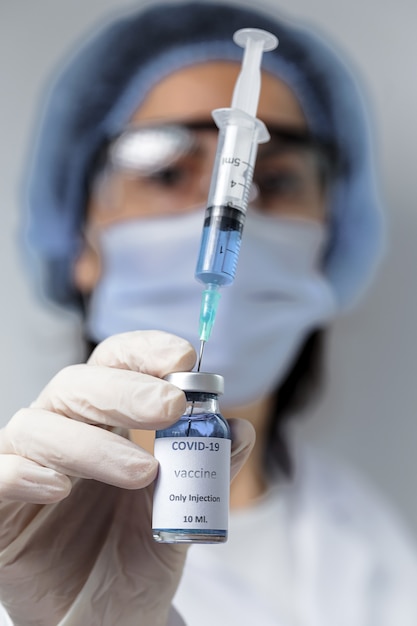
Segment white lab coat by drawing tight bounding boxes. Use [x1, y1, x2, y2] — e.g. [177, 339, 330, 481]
[174, 442, 417, 625]
[1, 443, 416, 626]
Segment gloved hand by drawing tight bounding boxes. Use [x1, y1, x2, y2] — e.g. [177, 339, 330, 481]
[0, 330, 255, 626]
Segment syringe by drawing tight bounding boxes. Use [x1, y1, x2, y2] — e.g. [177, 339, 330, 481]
[195, 28, 278, 369]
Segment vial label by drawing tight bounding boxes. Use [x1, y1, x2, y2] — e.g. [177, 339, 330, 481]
[153, 437, 231, 531]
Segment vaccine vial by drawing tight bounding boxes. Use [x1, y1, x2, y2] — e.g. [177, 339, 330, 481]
[152, 371, 231, 544]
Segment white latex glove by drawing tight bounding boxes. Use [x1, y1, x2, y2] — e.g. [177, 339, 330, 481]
[0, 331, 255, 626]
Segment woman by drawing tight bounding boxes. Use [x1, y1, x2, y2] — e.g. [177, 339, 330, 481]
[1, 2, 416, 625]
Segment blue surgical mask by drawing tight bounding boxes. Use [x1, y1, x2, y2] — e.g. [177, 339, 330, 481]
[86, 210, 336, 407]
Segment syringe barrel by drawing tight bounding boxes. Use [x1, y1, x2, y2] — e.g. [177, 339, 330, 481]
[195, 205, 245, 286]
[195, 108, 267, 287]
[208, 108, 261, 210]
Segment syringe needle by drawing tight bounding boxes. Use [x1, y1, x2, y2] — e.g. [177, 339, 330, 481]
[197, 340, 205, 372]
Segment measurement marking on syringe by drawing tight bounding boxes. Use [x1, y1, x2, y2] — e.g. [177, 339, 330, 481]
[220, 159, 252, 168]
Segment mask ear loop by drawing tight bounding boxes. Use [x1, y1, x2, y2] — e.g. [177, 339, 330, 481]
[75, 223, 105, 359]
[73, 224, 103, 296]
[74, 165, 107, 300]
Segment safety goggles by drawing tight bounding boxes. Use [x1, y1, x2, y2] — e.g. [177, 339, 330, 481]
[90, 120, 337, 221]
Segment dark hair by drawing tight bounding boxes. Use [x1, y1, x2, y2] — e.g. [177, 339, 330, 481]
[265, 329, 326, 479]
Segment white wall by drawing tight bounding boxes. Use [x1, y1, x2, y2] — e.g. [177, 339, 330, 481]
[1, 1, 417, 535]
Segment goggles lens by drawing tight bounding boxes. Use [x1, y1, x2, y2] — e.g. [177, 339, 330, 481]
[108, 124, 196, 174]
[92, 121, 335, 221]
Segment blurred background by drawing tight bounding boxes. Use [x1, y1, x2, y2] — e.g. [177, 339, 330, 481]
[1, 0, 416, 535]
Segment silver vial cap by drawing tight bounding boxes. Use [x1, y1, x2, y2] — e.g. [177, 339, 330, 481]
[164, 371, 224, 395]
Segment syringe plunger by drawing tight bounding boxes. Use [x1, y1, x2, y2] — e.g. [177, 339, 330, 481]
[232, 28, 278, 117]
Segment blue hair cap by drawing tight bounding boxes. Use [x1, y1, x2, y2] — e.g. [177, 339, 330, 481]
[21, 1, 384, 311]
